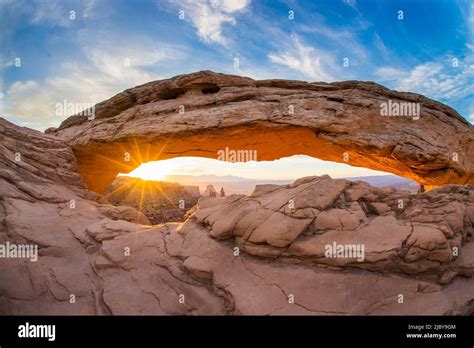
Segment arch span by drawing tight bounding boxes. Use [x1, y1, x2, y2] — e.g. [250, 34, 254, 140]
[48, 71, 474, 194]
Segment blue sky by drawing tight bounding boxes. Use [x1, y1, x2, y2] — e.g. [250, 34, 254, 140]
[1, 0, 473, 179]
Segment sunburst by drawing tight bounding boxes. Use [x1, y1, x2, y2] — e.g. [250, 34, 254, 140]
[99, 135, 181, 226]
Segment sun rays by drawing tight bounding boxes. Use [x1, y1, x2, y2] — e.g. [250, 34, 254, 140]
[97, 135, 184, 225]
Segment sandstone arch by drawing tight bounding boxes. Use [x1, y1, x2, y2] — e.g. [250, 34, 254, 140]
[48, 71, 474, 194]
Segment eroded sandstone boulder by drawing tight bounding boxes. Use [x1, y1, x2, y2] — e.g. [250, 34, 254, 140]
[183, 175, 474, 285]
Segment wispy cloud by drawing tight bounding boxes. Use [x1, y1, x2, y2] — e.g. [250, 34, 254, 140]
[398, 62, 473, 100]
[169, 0, 250, 46]
[376, 54, 473, 99]
[2, 0, 473, 129]
[375, 46, 474, 122]
[469, 105, 474, 122]
[343, 0, 357, 10]
[2, 33, 183, 130]
[268, 35, 335, 82]
[469, 1, 474, 28]
[30, 0, 98, 26]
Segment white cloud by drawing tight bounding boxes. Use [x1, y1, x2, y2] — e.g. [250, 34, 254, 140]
[373, 2, 474, 115]
[2, 81, 55, 128]
[373, 32, 390, 58]
[343, 0, 357, 10]
[31, 1, 72, 26]
[375, 49, 474, 121]
[374, 66, 404, 82]
[375, 40, 474, 101]
[30, 0, 98, 26]
[170, 0, 250, 46]
[467, 100, 474, 123]
[397, 62, 473, 100]
[469, 1, 474, 27]
[268, 35, 335, 82]
[2, 34, 183, 130]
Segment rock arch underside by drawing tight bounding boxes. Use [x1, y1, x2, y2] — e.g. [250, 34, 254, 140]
[48, 70, 474, 194]
[1, 71, 474, 315]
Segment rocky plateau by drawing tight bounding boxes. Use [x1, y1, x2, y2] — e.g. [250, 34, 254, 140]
[1, 71, 473, 315]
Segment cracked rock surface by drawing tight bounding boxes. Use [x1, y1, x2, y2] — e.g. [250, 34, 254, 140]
[1, 117, 474, 315]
